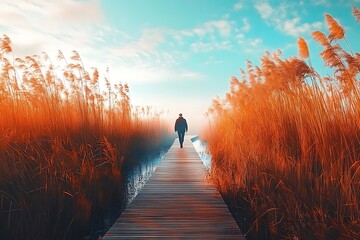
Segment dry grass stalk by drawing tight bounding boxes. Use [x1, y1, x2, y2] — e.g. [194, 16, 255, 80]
[204, 11, 360, 240]
[0, 35, 171, 239]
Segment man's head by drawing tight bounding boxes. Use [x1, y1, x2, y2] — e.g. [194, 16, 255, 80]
[179, 113, 183, 117]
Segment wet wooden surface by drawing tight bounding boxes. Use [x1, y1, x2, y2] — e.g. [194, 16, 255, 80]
[103, 136, 244, 239]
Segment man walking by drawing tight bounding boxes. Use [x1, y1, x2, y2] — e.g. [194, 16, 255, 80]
[174, 113, 188, 148]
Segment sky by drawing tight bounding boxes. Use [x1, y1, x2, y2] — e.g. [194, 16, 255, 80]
[1, 0, 360, 133]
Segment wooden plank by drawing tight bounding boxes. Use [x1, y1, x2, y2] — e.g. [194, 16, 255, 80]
[103, 136, 244, 239]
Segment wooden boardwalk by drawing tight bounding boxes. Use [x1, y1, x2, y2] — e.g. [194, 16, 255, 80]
[103, 136, 244, 239]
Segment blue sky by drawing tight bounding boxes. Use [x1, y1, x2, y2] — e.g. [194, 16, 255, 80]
[1, 0, 360, 132]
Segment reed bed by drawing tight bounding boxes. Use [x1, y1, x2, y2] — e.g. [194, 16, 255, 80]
[203, 9, 360, 239]
[0, 36, 171, 239]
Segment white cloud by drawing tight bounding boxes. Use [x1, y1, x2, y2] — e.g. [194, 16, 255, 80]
[177, 70, 204, 80]
[249, 38, 262, 47]
[255, 2, 274, 19]
[241, 18, 251, 32]
[0, 0, 106, 57]
[254, 1, 323, 37]
[192, 27, 208, 37]
[113, 29, 165, 58]
[311, 0, 329, 5]
[234, 2, 243, 10]
[204, 56, 223, 65]
[106, 64, 203, 83]
[207, 20, 233, 37]
[191, 41, 231, 53]
[0, 0, 103, 28]
[51, 0, 102, 23]
[283, 18, 322, 36]
[236, 33, 263, 53]
[171, 18, 235, 53]
[0, 0, 204, 85]
[178, 19, 234, 38]
[191, 42, 214, 52]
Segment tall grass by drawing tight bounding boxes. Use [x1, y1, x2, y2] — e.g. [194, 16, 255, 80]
[203, 9, 360, 239]
[0, 35, 171, 239]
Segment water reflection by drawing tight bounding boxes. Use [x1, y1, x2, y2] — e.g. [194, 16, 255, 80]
[92, 148, 168, 239]
[191, 136, 211, 169]
[124, 149, 167, 205]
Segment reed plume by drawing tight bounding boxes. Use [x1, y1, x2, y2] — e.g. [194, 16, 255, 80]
[0, 34, 12, 55]
[311, 31, 329, 46]
[297, 37, 309, 59]
[353, 6, 360, 22]
[325, 14, 345, 41]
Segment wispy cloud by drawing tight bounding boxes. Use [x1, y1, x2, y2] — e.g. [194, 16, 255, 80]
[191, 41, 232, 53]
[234, 2, 243, 10]
[113, 29, 165, 58]
[107, 65, 204, 83]
[311, 0, 330, 6]
[240, 18, 251, 32]
[183, 20, 234, 38]
[283, 18, 322, 36]
[171, 18, 235, 53]
[204, 56, 223, 65]
[255, 2, 273, 19]
[207, 20, 233, 37]
[236, 33, 264, 53]
[254, 1, 322, 37]
[0, 0, 107, 56]
[0, 0, 204, 84]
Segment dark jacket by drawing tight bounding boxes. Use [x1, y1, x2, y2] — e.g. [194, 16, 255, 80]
[175, 117, 188, 133]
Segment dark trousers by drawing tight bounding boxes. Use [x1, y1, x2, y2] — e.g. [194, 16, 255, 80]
[178, 131, 185, 146]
